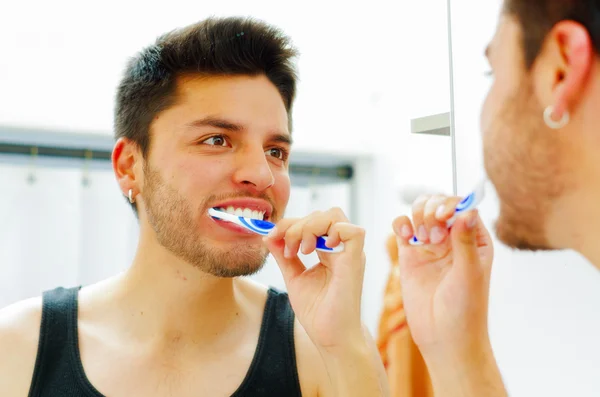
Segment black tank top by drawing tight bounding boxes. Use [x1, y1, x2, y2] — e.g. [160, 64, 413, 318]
[28, 286, 302, 397]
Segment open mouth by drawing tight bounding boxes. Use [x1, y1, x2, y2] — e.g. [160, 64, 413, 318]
[212, 206, 267, 221]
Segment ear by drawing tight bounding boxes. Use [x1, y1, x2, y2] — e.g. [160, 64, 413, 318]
[112, 138, 143, 199]
[533, 20, 593, 121]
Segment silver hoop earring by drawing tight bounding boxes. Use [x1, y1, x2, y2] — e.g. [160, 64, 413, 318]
[543, 106, 570, 129]
[128, 189, 135, 204]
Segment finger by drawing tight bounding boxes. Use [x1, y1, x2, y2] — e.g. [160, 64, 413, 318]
[475, 216, 493, 249]
[300, 233, 318, 255]
[302, 215, 334, 254]
[265, 217, 306, 258]
[300, 209, 348, 254]
[393, 215, 447, 269]
[264, 236, 307, 282]
[326, 206, 350, 223]
[473, 215, 494, 269]
[411, 195, 430, 243]
[265, 217, 301, 241]
[327, 222, 366, 256]
[434, 196, 464, 222]
[423, 195, 450, 244]
[449, 209, 482, 274]
[392, 216, 415, 246]
[283, 217, 312, 258]
[321, 223, 366, 283]
[323, 226, 343, 248]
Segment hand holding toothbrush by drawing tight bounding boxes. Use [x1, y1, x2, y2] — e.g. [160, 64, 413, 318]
[263, 207, 366, 350]
[207, 205, 362, 349]
[263, 208, 389, 397]
[391, 185, 503, 395]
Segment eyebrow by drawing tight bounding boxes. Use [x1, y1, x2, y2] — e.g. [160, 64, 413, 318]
[186, 117, 243, 132]
[185, 116, 293, 145]
[271, 133, 293, 146]
[485, 45, 491, 59]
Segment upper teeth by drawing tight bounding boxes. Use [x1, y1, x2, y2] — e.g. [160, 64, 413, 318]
[218, 206, 266, 221]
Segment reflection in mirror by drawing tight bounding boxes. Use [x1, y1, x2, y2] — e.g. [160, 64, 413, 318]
[447, 0, 600, 396]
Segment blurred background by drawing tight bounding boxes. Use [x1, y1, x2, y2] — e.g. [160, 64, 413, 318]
[1, 0, 599, 396]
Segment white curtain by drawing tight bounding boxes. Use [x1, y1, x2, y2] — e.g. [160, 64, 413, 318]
[0, 160, 351, 307]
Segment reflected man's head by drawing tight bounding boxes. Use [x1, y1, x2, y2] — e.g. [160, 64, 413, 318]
[481, 1, 600, 252]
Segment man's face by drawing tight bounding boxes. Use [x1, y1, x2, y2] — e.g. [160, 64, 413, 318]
[140, 74, 291, 277]
[480, 15, 576, 250]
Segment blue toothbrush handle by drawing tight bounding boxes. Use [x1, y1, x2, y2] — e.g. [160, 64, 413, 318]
[248, 218, 343, 252]
[315, 236, 344, 253]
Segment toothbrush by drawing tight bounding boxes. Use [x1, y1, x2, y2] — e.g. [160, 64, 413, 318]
[208, 208, 345, 253]
[409, 179, 486, 246]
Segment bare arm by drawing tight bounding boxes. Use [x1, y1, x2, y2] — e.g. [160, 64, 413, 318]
[318, 325, 390, 397]
[0, 297, 43, 397]
[423, 342, 508, 397]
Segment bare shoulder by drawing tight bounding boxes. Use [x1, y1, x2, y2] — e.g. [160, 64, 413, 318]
[0, 296, 44, 396]
[234, 278, 270, 311]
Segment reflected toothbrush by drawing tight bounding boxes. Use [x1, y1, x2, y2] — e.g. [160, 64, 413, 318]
[208, 208, 345, 253]
[409, 179, 486, 246]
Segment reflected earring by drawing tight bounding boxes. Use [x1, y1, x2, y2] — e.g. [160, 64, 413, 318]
[543, 105, 570, 129]
[128, 189, 135, 204]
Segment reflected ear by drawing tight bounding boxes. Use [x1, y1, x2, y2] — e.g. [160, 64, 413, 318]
[533, 20, 593, 120]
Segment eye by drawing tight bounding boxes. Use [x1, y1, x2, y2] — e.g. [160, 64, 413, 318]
[266, 147, 288, 161]
[484, 70, 494, 77]
[201, 135, 228, 146]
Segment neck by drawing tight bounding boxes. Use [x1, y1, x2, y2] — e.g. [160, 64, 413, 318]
[548, 173, 600, 269]
[570, 217, 600, 271]
[106, 228, 244, 342]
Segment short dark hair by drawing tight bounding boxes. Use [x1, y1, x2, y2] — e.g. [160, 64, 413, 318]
[504, 0, 600, 68]
[113, 16, 299, 214]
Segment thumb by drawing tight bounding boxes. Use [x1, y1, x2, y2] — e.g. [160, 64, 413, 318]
[449, 209, 481, 274]
[263, 236, 307, 283]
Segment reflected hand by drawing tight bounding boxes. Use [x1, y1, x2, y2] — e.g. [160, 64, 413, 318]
[391, 194, 494, 358]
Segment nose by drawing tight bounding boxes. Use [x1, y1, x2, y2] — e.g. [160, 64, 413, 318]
[232, 145, 275, 192]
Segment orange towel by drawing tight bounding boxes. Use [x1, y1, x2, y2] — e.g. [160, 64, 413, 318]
[377, 234, 434, 397]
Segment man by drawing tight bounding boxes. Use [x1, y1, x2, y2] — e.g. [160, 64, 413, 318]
[0, 17, 389, 396]
[392, 1, 600, 396]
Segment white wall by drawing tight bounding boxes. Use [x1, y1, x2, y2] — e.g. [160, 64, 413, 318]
[0, 0, 453, 156]
[1, 0, 457, 337]
[0, 0, 437, 155]
[449, 1, 600, 396]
